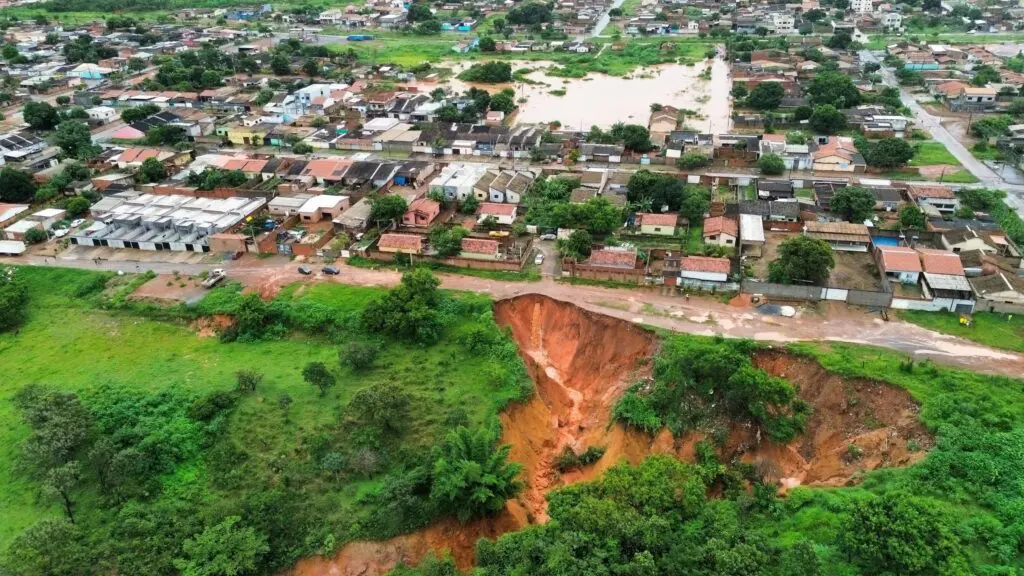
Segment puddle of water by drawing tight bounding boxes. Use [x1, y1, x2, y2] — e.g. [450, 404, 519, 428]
[448, 59, 732, 130]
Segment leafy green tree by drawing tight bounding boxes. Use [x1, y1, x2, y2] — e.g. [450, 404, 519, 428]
[301, 59, 320, 78]
[13, 386, 93, 470]
[0, 266, 29, 333]
[362, 268, 444, 344]
[370, 195, 409, 226]
[430, 426, 523, 522]
[972, 64, 1001, 86]
[302, 362, 335, 396]
[806, 71, 860, 108]
[479, 36, 497, 52]
[339, 341, 380, 372]
[731, 84, 748, 100]
[457, 61, 512, 83]
[139, 157, 167, 183]
[270, 53, 291, 75]
[292, 141, 313, 154]
[4, 519, 93, 576]
[826, 31, 853, 50]
[23, 101, 60, 130]
[55, 95, 71, 106]
[560, 229, 592, 260]
[345, 383, 411, 436]
[0, 166, 37, 202]
[785, 130, 806, 144]
[43, 461, 82, 523]
[840, 492, 967, 575]
[768, 236, 835, 285]
[627, 169, 684, 211]
[54, 121, 98, 159]
[746, 82, 784, 110]
[64, 197, 91, 218]
[460, 195, 479, 214]
[899, 205, 926, 229]
[793, 104, 814, 121]
[758, 153, 785, 175]
[676, 152, 711, 169]
[236, 370, 262, 393]
[971, 115, 1013, 139]
[489, 90, 516, 114]
[830, 186, 876, 222]
[120, 103, 160, 123]
[173, 516, 268, 576]
[865, 137, 915, 168]
[429, 226, 469, 257]
[809, 104, 847, 134]
[24, 228, 47, 244]
[407, 2, 433, 21]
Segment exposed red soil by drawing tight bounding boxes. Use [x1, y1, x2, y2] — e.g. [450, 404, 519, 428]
[290, 295, 931, 576]
[190, 314, 234, 338]
[130, 273, 206, 302]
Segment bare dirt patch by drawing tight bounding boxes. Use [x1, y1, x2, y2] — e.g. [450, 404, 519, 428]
[130, 273, 206, 302]
[191, 315, 234, 338]
[918, 164, 962, 180]
[829, 251, 883, 291]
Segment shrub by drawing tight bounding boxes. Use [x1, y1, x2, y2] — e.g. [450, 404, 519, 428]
[339, 341, 380, 372]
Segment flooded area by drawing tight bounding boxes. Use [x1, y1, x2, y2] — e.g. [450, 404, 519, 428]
[448, 58, 732, 131]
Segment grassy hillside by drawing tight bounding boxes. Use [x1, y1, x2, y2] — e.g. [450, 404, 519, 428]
[0, 267, 530, 574]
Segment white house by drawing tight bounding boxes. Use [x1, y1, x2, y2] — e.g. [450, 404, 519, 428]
[86, 106, 117, 123]
[679, 256, 731, 283]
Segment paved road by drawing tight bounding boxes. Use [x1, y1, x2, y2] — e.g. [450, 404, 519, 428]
[861, 50, 1024, 215]
[7, 252, 1023, 378]
[590, 0, 627, 38]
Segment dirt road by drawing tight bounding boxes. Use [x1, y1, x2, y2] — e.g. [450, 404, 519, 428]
[8, 253, 1022, 378]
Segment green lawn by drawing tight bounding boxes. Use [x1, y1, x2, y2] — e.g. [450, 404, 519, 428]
[909, 141, 962, 167]
[795, 188, 814, 200]
[0, 267, 528, 557]
[683, 223, 704, 253]
[899, 310, 1024, 353]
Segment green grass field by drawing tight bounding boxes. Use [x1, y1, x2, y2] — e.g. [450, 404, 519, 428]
[0, 267, 528, 561]
[899, 310, 1024, 353]
[909, 141, 962, 167]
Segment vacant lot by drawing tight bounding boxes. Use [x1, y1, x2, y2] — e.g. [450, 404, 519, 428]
[829, 251, 883, 291]
[749, 231, 789, 278]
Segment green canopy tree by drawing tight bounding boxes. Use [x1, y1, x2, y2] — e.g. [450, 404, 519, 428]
[899, 205, 926, 229]
[758, 153, 785, 175]
[23, 101, 60, 130]
[0, 166, 37, 202]
[768, 236, 835, 285]
[830, 186, 876, 222]
[430, 426, 523, 522]
[746, 82, 784, 110]
[173, 516, 268, 576]
[139, 157, 167, 184]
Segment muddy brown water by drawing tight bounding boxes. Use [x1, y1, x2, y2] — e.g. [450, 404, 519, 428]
[290, 294, 931, 576]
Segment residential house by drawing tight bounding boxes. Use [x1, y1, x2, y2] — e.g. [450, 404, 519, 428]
[579, 143, 624, 163]
[702, 216, 738, 247]
[0, 131, 47, 162]
[804, 221, 871, 252]
[300, 158, 352, 185]
[953, 86, 997, 111]
[298, 195, 350, 223]
[918, 248, 976, 312]
[740, 199, 801, 222]
[876, 245, 922, 284]
[586, 248, 638, 269]
[941, 227, 1020, 257]
[86, 106, 117, 123]
[648, 107, 679, 147]
[971, 272, 1024, 310]
[638, 212, 679, 236]
[378, 233, 424, 254]
[907, 184, 960, 214]
[811, 137, 866, 173]
[402, 197, 441, 227]
[757, 179, 794, 199]
[739, 214, 765, 257]
[866, 185, 903, 211]
[460, 237, 501, 260]
[477, 202, 518, 226]
[679, 256, 731, 283]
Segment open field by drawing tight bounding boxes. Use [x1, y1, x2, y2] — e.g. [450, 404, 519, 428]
[909, 141, 963, 167]
[899, 309, 1024, 353]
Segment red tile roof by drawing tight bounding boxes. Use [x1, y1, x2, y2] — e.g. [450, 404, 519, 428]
[638, 212, 678, 227]
[918, 249, 965, 275]
[680, 256, 730, 274]
[301, 158, 352, 180]
[587, 248, 637, 269]
[907, 184, 956, 200]
[702, 216, 738, 237]
[378, 233, 423, 252]
[877, 246, 922, 273]
[116, 148, 160, 163]
[460, 238, 500, 254]
[478, 202, 517, 217]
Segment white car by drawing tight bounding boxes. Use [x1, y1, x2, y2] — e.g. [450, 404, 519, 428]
[70, 219, 85, 228]
[53, 229, 69, 238]
[535, 253, 544, 265]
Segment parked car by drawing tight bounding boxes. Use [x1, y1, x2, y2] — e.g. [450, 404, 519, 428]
[539, 233, 556, 241]
[70, 219, 85, 228]
[534, 253, 544, 265]
[297, 265, 312, 275]
[53, 229, 69, 238]
[322, 266, 340, 275]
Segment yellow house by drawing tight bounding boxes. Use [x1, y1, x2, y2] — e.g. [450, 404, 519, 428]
[225, 124, 270, 147]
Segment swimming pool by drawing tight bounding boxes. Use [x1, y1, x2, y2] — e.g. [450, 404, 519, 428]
[871, 236, 900, 247]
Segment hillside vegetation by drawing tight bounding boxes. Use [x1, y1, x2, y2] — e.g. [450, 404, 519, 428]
[0, 267, 530, 575]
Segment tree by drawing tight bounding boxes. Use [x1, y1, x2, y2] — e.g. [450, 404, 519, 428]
[489, 90, 515, 114]
[479, 36, 497, 52]
[758, 153, 785, 175]
[302, 362, 335, 396]
[560, 229, 592, 260]
[407, 2, 433, 22]
[676, 152, 711, 169]
[830, 186, 876, 222]
[730, 84, 748, 100]
[291, 141, 312, 154]
[430, 426, 523, 523]
[43, 461, 81, 523]
[429, 226, 469, 257]
[840, 492, 966, 575]
[972, 65, 1001, 87]
[345, 383, 411, 436]
[236, 370, 262, 393]
[793, 105, 814, 121]
[13, 386, 93, 471]
[413, 19, 442, 35]
[430, 87, 446, 102]
[5, 519, 92, 576]
[370, 195, 408, 226]
[810, 104, 847, 134]
[768, 236, 835, 284]
[0, 166, 37, 202]
[826, 31, 853, 50]
[64, 197, 91, 218]
[457, 61, 512, 83]
[971, 115, 1013, 139]
[23, 101, 60, 130]
[506, 2, 553, 25]
[55, 95, 71, 106]
[339, 341, 379, 372]
[128, 57, 147, 72]
[461, 195, 479, 215]
[785, 130, 806, 145]
[0, 266, 29, 333]
[806, 71, 860, 108]
[899, 205, 926, 230]
[24, 228, 47, 244]
[612, 123, 653, 153]
[138, 157, 167, 183]
[54, 121, 98, 159]
[865, 137, 915, 168]
[804, 8, 825, 21]
[270, 53, 291, 75]
[362, 269, 444, 344]
[627, 169, 684, 211]
[173, 516, 269, 576]
[301, 59, 320, 78]
[746, 82, 784, 110]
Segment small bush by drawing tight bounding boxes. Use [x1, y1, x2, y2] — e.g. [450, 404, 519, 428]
[554, 446, 606, 472]
[339, 341, 380, 372]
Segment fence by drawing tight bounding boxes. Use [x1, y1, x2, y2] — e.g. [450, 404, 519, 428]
[741, 280, 893, 308]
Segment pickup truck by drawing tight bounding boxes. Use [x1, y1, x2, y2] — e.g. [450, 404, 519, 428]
[201, 268, 227, 289]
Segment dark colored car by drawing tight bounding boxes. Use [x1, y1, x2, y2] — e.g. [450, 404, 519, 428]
[297, 265, 313, 275]
[322, 266, 340, 275]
